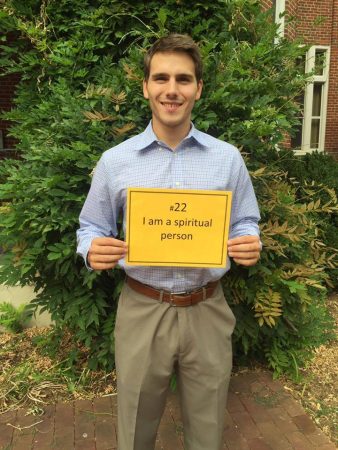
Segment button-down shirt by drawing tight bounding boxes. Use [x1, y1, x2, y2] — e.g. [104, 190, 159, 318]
[76, 122, 260, 292]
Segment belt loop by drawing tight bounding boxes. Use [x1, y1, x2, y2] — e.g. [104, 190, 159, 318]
[202, 287, 206, 301]
[159, 290, 164, 303]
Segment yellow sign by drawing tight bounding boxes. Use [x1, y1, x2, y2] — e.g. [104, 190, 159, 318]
[126, 188, 232, 268]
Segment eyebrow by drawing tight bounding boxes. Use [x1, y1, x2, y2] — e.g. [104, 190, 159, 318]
[151, 72, 195, 80]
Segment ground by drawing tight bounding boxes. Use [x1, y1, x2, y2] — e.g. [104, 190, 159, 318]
[0, 294, 337, 445]
[282, 293, 337, 444]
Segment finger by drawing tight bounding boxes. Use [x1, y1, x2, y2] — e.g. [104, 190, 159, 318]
[228, 243, 261, 253]
[233, 257, 259, 266]
[92, 237, 127, 247]
[230, 251, 260, 260]
[89, 253, 126, 263]
[228, 235, 259, 246]
[91, 245, 128, 255]
[90, 262, 118, 270]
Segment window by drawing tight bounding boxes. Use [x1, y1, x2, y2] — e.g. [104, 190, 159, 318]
[291, 46, 330, 154]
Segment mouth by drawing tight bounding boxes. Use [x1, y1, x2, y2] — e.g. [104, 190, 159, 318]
[160, 102, 182, 112]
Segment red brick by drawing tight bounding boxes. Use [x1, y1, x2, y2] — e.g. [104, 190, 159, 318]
[256, 422, 293, 449]
[75, 438, 96, 449]
[280, 397, 306, 417]
[0, 420, 14, 448]
[224, 410, 235, 430]
[231, 411, 261, 439]
[54, 402, 74, 448]
[11, 409, 41, 450]
[53, 432, 75, 450]
[227, 392, 246, 413]
[246, 437, 273, 450]
[32, 405, 55, 449]
[166, 392, 182, 421]
[272, 417, 298, 434]
[285, 430, 314, 449]
[240, 396, 272, 423]
[250, 381, 266, 393]
[75, 399, 95, 441]
[93, 396, 113, 414]
[93, 397, 117, 450]
[229, 375, 254, 394]
[316, 444, 337, 450]
[158, 421, 184, 449]
[11, 430, 35, 450]
[292, 414, 318, 434]
[224, 426, 250, 449]
[306, 430, 336, 446]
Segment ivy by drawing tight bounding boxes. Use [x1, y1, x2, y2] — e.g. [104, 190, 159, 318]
[0, 0, 336, 377]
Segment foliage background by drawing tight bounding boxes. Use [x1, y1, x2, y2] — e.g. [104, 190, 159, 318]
[0, 0, 337, 376]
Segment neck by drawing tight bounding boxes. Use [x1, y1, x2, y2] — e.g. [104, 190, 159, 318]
[152, 120, 191, 150]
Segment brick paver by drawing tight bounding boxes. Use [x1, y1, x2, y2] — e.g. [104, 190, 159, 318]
[0, 370, 336, 450]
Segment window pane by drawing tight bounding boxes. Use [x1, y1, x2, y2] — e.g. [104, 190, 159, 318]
[315, 49, 326, 76]
[291, 93, 304, 148]
[291, 125, 303, 148]
[312, 83, 322, 117]
[310, 119, 320, 148]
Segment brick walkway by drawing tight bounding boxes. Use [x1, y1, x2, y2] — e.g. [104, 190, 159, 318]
[0, 370, 335, 450]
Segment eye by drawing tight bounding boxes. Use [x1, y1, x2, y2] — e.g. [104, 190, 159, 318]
[177, 76, 193, 84]
[153, 75, 168, 83]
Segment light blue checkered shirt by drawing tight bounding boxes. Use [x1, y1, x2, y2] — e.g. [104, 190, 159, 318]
[76, 122, 260, 292]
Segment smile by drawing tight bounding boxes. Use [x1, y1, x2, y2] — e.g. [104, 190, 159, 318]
[161, 102, 182, 111]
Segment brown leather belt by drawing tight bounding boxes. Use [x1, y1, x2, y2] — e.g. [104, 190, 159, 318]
[126, 276, 219, 307]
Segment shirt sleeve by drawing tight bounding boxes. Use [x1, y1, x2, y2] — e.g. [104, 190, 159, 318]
[229, 154, 261, 239]
[76, 156, 119, 267]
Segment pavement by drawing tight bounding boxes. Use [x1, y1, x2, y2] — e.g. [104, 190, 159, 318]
[0, 369, 336, 450]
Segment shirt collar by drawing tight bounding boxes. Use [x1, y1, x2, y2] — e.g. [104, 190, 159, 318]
[135, 121, 208, 151]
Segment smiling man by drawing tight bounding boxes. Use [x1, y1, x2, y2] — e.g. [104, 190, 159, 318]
[143, 50, 202, 148]
[77, 34, 261, 450]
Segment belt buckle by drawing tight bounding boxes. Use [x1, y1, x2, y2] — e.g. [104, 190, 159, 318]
[169, 290, 187, 306]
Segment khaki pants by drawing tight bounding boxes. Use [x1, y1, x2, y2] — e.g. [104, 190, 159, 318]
[114, 282, 236, 450]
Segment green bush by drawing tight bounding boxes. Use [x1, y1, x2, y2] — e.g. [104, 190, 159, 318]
[258, 149, 338, 289]
[0, 302, 33, 333]
[0, 0, 336, 375]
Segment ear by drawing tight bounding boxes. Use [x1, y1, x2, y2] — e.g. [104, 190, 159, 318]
[195, 79, 203, 101]
[143, 80, 149, 99]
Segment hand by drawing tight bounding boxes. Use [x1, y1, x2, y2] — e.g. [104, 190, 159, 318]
[88, 237, 128, 270]
[227, 235, 261, 267]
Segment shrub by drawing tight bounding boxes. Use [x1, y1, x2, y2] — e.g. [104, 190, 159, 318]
[0, 0, 336, 375]
[0, 302, 33, 333]
[258, 149, 338, 289]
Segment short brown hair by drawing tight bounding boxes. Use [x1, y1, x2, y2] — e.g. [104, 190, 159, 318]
[144, 34, 203, 81]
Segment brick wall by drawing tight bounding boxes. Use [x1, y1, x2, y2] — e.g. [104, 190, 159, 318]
[324, 1, 338, 155]
[261, 0, 273, 10]
[0, 32, 20, 158]
[0, 71, 20, 153]
[295, 0, 337, 156]
[285, 0, 297, 40]
[261, 0, 337, 157]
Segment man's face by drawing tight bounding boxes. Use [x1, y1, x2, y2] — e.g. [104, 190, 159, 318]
[143, 51, 203, 135]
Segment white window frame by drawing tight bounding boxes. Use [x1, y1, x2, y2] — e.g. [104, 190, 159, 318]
[274, 0, 285, 42]
[295, 45, 330, 155]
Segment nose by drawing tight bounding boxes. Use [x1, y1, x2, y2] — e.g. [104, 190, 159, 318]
[166, 78, 178, 97]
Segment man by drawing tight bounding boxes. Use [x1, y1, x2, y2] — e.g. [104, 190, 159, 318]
[77, 34, 261, 450]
